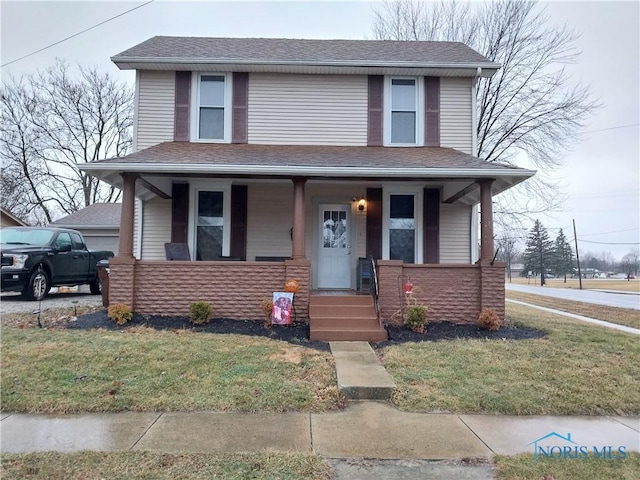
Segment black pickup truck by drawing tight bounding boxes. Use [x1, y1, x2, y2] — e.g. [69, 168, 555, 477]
[1, 227, 114, 300]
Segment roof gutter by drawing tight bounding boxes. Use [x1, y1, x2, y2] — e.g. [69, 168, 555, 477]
[81, 162, 535, 179]
[110, 56, 501, 71]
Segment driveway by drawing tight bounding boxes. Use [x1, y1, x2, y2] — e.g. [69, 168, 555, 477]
[505, 283, 640, 310]
[0, 286, 103, 314]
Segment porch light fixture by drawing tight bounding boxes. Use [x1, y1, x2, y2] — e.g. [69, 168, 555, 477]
[357, 196, 366, 212]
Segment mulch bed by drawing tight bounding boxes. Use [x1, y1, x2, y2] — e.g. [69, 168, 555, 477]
[68, 310, 546, 351]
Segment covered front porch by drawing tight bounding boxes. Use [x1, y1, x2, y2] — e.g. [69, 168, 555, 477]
[83, 142, 533, 334]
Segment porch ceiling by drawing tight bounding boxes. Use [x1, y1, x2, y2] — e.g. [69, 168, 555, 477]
[81, 142, 535, 204]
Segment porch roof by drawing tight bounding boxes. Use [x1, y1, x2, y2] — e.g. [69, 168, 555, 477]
[82, 142, 535, 204]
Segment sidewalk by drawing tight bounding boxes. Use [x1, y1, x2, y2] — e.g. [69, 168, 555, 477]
[2, 403, 638, 457]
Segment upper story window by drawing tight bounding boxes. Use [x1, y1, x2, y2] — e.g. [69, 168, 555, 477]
[384, 77, 423, 146]
[193, 73, 231, 142]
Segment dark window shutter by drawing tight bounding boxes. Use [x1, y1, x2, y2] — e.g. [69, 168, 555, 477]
[232, 72, 249, 144]
[368, 76, 383, 146]
[174, 71, 191, 142]
[423, 188, 440, 263]
[171, 183, 189, 243]
[366, 188, 383, 259]
[425, 77, 440, 147]
[230, 185, 248, 260]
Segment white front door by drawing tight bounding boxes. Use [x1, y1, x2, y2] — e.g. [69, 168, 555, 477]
[317, 204, 351, 289]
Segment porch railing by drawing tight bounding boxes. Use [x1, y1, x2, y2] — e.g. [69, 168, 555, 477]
[368, 255, 381, 326]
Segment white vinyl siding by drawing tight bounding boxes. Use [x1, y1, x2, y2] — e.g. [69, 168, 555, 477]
[246, 184, 294, 260]
[140, 197, 171, 260]
[248, 74, 368, 145]
[439, 204, 471, 263]
[440, 77, 473, 154]
[136, 71, 175, 151]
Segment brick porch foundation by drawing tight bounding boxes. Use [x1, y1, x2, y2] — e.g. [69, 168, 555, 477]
[376, 260, 505, 325]
[108, 259, 311, 319]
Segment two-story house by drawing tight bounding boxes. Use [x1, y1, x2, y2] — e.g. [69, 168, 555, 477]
[83, 37, 534, 341]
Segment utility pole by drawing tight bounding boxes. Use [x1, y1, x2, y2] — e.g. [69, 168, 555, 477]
[573, 219, 583, 290]
[539, 234, 545, 286]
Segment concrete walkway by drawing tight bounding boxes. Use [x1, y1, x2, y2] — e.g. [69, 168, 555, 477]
[330, 342, 395, 400]
[2, 403, 638, 457]
[507, 299, 640, 335]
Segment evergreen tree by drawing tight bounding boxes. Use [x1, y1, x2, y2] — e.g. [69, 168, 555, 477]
[552, 229, 574, 282]
[523, 219, 554, 285]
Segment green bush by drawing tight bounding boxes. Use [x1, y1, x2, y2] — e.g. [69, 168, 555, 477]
[107, 303, 133, 325]
[189, 301, 213, 325]
[478, 308, 501, 330]
[404, 303, 428, 333]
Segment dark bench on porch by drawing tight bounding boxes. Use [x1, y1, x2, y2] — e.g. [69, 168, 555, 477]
[255, 256, 291, 262]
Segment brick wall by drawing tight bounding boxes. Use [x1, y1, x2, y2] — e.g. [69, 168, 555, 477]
[108, 262, 135, 307]
[479, 260, 506, 320]
[376, 261, 504, 325]
[131, 261, 293, 318]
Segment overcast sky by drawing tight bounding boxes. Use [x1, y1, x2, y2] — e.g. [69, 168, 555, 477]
[1, 0, 638, 261]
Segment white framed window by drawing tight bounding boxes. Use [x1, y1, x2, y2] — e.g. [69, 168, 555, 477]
[192, 73, 232, 142]
[382, 186, 423, 263]
[188, 181, 231, 260]
[384, 77, 424, 146]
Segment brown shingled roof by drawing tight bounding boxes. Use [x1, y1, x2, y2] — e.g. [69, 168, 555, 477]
[112, 36, 497, 68]
[90, 142, 519, 171]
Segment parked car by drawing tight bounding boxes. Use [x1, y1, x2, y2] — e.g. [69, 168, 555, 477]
[1, 227, 114, 300]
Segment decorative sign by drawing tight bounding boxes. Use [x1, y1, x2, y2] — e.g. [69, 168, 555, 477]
[272, 292, 294, 325]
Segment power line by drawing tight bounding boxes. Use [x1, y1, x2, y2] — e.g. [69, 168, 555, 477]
[578, 239, 640, 245]
[582, 123, 640, 134]
[1, 1, 155, 68]
[580, 227, 640, 237]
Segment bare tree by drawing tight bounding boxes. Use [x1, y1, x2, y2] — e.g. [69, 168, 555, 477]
[1, 60, 133, 224]
[619, 249, 639, 280]
[373, 0, 599, 226]
[496, 230, 520, 282]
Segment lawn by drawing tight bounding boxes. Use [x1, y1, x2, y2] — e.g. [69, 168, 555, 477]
[0, 451, 332, 480]
[505, 290, 640, 329]
[1, 318, 342, 413]
[494, 452, 640, 480]
[508, 277, 640, 293]
[380, 303, 640, 415]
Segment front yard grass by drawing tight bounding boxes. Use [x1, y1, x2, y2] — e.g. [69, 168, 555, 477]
[381, 303, 640, 415]
[494, 452, 640, 480]
[0, 451, 332, 480]
[506, 290, 640, 329]
[1, 324, 342, 413]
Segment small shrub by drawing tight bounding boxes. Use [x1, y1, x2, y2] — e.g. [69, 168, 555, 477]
[403, 303, 428, 333]
[107, 303, 132, 325]
[260, 298, 273, 327]
[189, 301, 213, 325]
[478, 308, 501, 330]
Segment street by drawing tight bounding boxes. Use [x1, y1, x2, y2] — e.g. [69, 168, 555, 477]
[505, 283, 640, 310]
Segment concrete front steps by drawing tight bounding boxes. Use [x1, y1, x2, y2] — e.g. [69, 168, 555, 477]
[309, 294, 387, 342]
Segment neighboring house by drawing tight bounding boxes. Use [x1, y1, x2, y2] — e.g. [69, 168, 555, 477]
[82, 37, 534, 340]
[49, 203, 121, 254]
[509, 263, 525, 278]
[1, 207, 27, 228]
